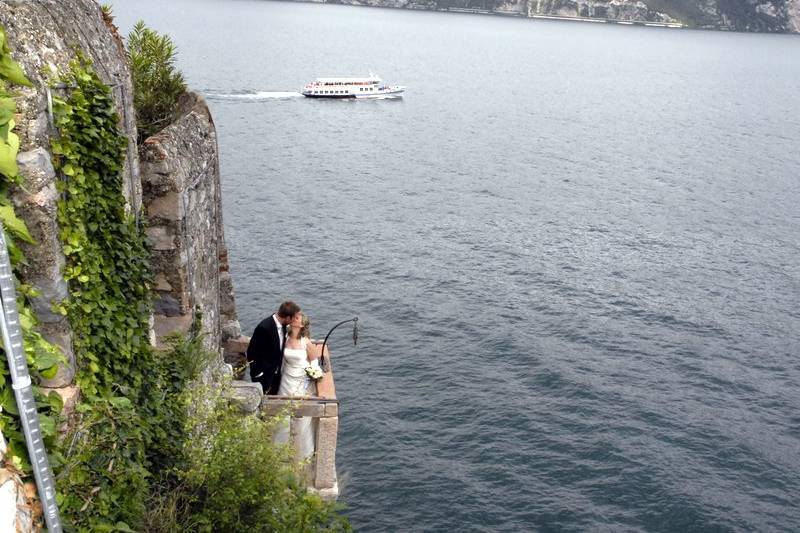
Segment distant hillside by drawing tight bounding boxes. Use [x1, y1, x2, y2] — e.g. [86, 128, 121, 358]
[302, 0, 800, 33]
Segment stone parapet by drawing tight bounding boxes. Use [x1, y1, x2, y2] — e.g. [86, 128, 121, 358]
[258, 352, 340, 500]
[227, 381, 264, 413]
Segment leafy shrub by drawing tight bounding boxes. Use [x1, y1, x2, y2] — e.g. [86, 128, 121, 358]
[127, 21, 186, 143]
[144, 368, 351, 533]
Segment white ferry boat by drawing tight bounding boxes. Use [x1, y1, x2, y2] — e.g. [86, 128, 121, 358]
[302, 75, 405, 98]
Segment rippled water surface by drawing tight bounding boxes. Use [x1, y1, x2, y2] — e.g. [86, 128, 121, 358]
[111, 1, 800, 530]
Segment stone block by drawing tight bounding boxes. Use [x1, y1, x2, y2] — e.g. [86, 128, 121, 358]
[0, 469, 18, 533]
[221, 320, 242, 343]
[223, 353, 247, 380]
[219, 271, 237, 315]
[227, 381, 263, 413]
[225, 335, 250, 354]
[324, 402, 339, 418]
[16, 148, 56, 194]
[154, 273, 173, 291]
[295, 402, 325, 418]
[154, 293, 182, 317]
[315, 417, 338, 489]
[28, 274, 69, 324]
[38, 360, 75, 389]
[316, 370, 336, 399]
[145, 225, 176, 251]
[140, 149, 171, 174]
[309, 484, 339, 502]
[153, 314, 193, 346]
[261, 398, 326, 418]
[41, 385, 80, 425]
[222, 349, 243, 363]
[146, 191, 183, 221]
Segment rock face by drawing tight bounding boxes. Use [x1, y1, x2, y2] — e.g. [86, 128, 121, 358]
[140, 91, 241, 352]
[1, 0, 241, 358]
[0, 0, 141, 391]
[298, 0, 800, 31]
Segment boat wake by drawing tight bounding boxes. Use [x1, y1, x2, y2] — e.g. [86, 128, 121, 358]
[204, 90, 302, 101]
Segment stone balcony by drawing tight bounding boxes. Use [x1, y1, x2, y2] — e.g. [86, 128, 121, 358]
[225, 337, 340, 500]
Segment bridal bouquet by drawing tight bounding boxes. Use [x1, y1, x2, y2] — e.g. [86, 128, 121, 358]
[305, 364, 324, 381]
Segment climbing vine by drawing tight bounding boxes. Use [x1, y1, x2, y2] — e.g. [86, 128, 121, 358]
[51, 54, 152, 398]
[0, 24, 63, 476]
[49, 54, 163, 530]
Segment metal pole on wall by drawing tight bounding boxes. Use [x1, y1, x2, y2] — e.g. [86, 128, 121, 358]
[0, 227, 63, 532]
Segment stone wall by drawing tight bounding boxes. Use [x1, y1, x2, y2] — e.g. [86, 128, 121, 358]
[0, 0, 141, 394]
[1, 0, 241, 357]
[140, 91, 241, 352]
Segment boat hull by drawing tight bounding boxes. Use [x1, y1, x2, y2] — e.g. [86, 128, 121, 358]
[302, 89, 405, 98]
[355, 87, 405, 98]
[303, 93, 356, 98]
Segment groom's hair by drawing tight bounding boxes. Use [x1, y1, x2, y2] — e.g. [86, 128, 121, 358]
[277, 300, 301, 318]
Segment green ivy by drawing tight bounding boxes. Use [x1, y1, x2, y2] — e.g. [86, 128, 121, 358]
[50, 55, 157, 531]
[51, 55, 153, 399]
[0, 24, 63, 476]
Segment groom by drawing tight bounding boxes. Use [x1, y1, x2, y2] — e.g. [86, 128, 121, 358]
[247, 300, 301, 395]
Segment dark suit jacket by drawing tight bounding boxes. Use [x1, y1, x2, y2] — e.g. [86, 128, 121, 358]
[247, 315, 285, 395]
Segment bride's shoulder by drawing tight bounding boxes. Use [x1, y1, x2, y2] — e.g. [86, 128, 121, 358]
[303, 337, 320, 354]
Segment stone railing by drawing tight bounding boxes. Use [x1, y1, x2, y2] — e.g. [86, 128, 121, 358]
[264, 345, 338, 500]
[226, 338, 340, 500]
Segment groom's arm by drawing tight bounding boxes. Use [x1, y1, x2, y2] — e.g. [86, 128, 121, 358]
[246, 322, 268, 378]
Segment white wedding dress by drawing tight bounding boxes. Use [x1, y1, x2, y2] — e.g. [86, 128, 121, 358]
[273, 337, 318, 464]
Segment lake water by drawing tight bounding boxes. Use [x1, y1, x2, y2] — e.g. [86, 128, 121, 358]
[110, 1, 800, 530]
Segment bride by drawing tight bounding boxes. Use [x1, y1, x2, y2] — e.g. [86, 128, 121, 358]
[273, 312, 321, 463]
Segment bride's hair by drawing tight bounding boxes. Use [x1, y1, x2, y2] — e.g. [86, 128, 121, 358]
[289, 314, 311, 339]
[299, 315, 311, 339]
